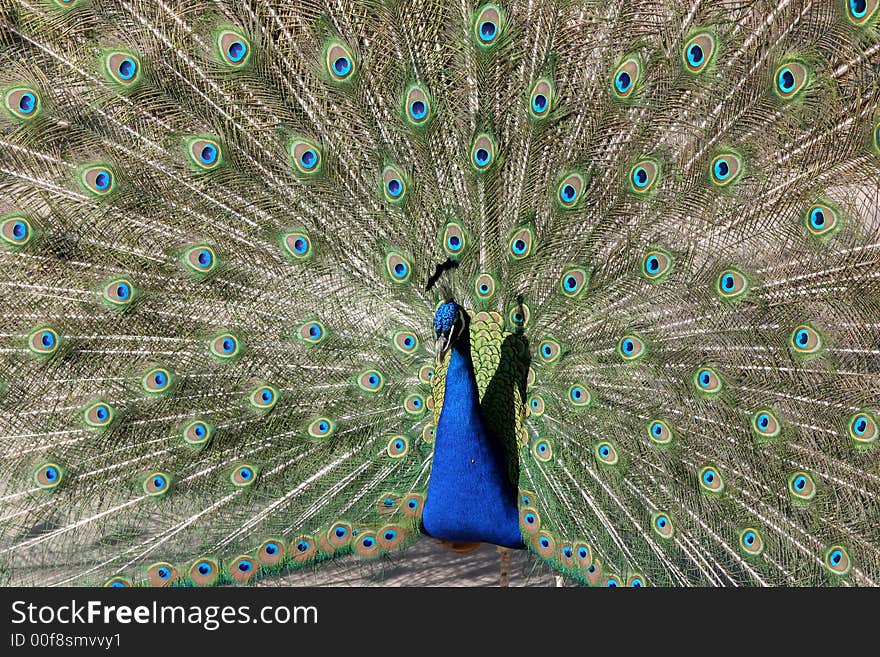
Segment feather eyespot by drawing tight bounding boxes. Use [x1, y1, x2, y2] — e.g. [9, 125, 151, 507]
[83, 401, 114, 429]
[258, 539, 285, 565]
[385, 252, 412, 283]
[528, 78, 554, 119]
[473, 4, 504, 47]
[519, 507, 541, 534]
[846, 0, 879, 24]
[393, 331, 419, 354]
[537, 339, 561, 364]
[824, 545, 852, 576]
[773, 61, 809, 99]
[230, 556, 257, 584]
[104, 577, 131, 588]
[693, 366, 723, 396]
[641, 248, 673, 282]
[508, 303, 531, 329]
[289, 138, 322, 175]
[189, 558, 219, 586]
[187, 138, 222, 170]
[103, 51, 141, 86]
[556, 172, 585, 208]
[629, 159, 660, 193]
[81, 165, 115, 196]
[804, 202, 841, 239]
[326, 42, 356, 82]
[559, 267, 588, 298]
[283, 231, 313, 260]
[231, 464, 258, 487]
[594, 440, 619, 466]
[682, 32, 716, 73]
[532, 438, 553, 462]
[418, 364, 435, 383]
[716, 268, 749, 301]
[217, 30, 251, 67]
[739, 528, 764, 556]
[327, 523, 352, 549]
[147, 562, 179, 587]
[617, 333, 647, 362]
[528, 395, 545, 416]
[102, 277, 136, 307]
[298, 320, 327, 345]
[143, 471, 171, 496]
[0, 216, 33, 248]
[3, 86, 42, 120]
[647, 419, 673, 446]
[35, 462, 63, 489]
[386, 436, 409, 459]
[532, 531, 556, 558]
[249, 385, 278, 410]
[698, 465, 725, 495]
[751, 408, 781, 441]
[508, 226, 534, 259]
[28, 326, 60, 356]
[474, 273, 496, 299]
[568, 384, 591, 407]
[142, 367, 172, 394]
[210, 333, 240, 359]
[788, 471, 816, 502]
[182, 420, 214, 447]
[378, 525, 407, 551]
[789, 324, 824, 357]
[308, 418, 335, 440]
[404, 393, 425, 415]
[382, 166, 407, 203]
[357, 370, 384, 393]
[651, 512, 674, 539]
[470, 133, 496, 172]
[709, 152, 743, 187]
[404, 83, 432, 126]
[355, 532, 380, 558]
[612, 55, 641, 99]
[847, 410, 878, 447]
[403, 493, 424, 517]
[183, 245, 217, 275]
[422, 424, 435, 443]
[442, 222, 466, 255]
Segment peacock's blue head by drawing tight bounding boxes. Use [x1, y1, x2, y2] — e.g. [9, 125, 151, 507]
[434, 301, 466, 362]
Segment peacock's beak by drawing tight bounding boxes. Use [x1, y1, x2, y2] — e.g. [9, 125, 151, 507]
[436, 333, 451, 363]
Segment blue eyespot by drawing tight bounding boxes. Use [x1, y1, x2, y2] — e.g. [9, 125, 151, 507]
[531, 93, 547, 113]
[795, 329, 809, 347]
[512, 239, 527, 255]
[474, 148, 490, 167]
[702, 470, 715, 485]
[227, 40, 247, 63]
[777, 68, 795, 93]
[117, 57, 137, 80]
[333, 56, 351, 76]
[632, 166, 649, 188]
[94, 171, 111, 190]
[622, 339, 634, 354]
[197, 562, 212, 575]
[157, 567, 171, 579]
[699, 371, 710, 387]
[657, 516, 667, 528]
[318, 421, 329, 432]
[335, 527, 347, 538]
[571, 387, 583, 400]
[45, 466, 58, 481]
[384, 530, 397, 541]
[222, 337, 235, 353]
[362, 536, 375, 548]
[386, 178, 402, 198]
[560, 184, 576, 203]
[829, 549, 843, 565]
[299, 149, 318, 171]
[200, 145, 217, 165]
[237, 560, 251, 572]
[18, 92, 36, 114]
[809, 208, 826, 229]
[743, 531, 756, 546]
[713, 158, 730, 180]
[409, 100, 426, 119]
[479, 21, 497, 42]
[525, 513, 536, 524]
[687, 43, 704, 66]
[41, 331, 55, 349]
[793, 475, 806, 491]
[296, 540, 310, 552]
[265, 542, 278, 555]
[11, 220, 28, 241]
[615, 71, 631, 93]
[851, 0, 868, 18]
[542, 344, 552, 357]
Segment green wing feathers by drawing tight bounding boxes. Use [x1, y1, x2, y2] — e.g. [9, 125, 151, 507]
[1, 0, 880, 586]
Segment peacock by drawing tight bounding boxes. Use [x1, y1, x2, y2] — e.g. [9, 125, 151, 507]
[1, 0, 879, 589]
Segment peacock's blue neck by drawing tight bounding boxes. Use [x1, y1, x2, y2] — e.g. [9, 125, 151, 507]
[422, 336, 523, 548]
